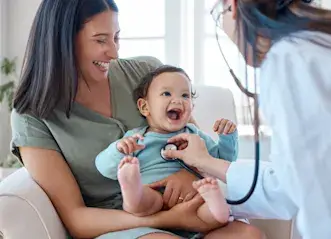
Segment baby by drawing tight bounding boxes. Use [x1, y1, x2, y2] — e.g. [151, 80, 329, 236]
[95, 65, 238, 226]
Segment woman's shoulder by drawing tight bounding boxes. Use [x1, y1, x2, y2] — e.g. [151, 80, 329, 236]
[11, 109, 54, 140]
[11, 109, 61, 159]
[11, 109, 47, 131]
[108, 56, 163, 87]
[112, 56, 163, 74]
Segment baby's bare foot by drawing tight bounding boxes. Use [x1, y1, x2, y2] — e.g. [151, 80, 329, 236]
[118, 156, 143, 212]
[193, 177, 229, 223]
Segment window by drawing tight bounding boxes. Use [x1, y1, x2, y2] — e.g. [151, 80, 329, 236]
[116, 0, 166, 62]
[117, 0, 260, 127]
[202, 0, 257, 125]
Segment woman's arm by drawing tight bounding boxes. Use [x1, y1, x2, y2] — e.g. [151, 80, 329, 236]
[20, 147, 156, 238]
[21, 147, 216, 238]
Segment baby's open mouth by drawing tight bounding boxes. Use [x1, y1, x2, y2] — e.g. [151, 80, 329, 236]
[167, 108, 182, 120]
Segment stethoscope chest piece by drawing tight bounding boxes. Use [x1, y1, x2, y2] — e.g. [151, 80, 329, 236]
[160, 143, 204, 179]
[161, 143, 178, 160]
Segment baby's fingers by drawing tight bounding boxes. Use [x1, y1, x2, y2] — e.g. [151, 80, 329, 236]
[228, 123, 237, 134]
[123, 138, 135, 153]
[127, 137, 145, 152]
[213, 120, 221, 132]
[117, 141, 129, 154]
[216, 119, 227, 134]
[134, 143, 145, 151]
[132, 133, 144, 141]
[223, 121, 233, 134]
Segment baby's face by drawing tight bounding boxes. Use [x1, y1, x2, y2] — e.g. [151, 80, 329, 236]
[144, 72, 193, 133]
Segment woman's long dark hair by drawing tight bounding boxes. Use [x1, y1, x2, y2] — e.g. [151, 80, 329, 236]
[13, 0, 118, 119]
[236, 0, 331, 65]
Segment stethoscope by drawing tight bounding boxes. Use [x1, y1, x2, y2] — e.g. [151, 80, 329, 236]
[158, 1, 262, 206]
[207, 0, 314, 205]
[161, 143, 204, 179]
[212, 10, 260, 206]
[161, 136, 259, 206]
[207, 0, 312, 205]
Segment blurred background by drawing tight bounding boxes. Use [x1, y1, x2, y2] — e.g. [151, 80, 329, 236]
[0, 0, 328, 165]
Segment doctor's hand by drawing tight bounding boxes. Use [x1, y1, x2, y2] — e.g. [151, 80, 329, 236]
[163, 133, 213, 169]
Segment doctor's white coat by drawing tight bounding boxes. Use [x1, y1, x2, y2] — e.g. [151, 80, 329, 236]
[226, 31, 331, 239]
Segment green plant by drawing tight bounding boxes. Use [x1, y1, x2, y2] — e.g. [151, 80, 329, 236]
[0, 57, 16, 111]
[0, 153, 21, 168]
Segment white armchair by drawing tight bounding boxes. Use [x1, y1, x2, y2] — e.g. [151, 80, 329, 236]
[0, 168, 67, 239]
[0, 85, 293, 239]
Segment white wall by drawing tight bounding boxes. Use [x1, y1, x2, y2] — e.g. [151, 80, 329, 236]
[1, 0, 330, 162]
[323, 0, 331, 9]
[0, 0, 41, 161]
[0, 0, 268, 162]
[0, 0, 9, 161]
[7, 0, 41, 66]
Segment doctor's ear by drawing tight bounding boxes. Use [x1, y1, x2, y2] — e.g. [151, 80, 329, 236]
[137, 98, 150, 117]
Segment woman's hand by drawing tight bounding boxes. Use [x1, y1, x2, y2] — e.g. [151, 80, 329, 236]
[156, 194, 220, 232]
[148, 169, 199, 208]
[163, 133, 213, 169]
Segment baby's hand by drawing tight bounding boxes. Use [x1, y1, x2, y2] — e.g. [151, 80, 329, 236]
[213, 118, 237, 135]
[116, 134, 145, 154]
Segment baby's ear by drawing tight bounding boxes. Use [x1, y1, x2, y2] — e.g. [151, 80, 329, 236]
[137, 98, 150, 117]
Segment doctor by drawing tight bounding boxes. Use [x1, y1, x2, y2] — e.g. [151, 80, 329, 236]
[163, 0, 331, 238]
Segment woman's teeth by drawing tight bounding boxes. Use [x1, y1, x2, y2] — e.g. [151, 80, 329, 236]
[93, 61, 110, 70]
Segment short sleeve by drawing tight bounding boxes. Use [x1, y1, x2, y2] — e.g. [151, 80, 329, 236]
[117, 56, 163, 81]
[134, 56, 163, 71]
[10, 109, 61, 160]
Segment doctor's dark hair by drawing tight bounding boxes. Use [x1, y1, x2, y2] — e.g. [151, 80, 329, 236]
[133, 65, 197, 103]
[13, 0, 118, 119]
[235, 0, 331, 64]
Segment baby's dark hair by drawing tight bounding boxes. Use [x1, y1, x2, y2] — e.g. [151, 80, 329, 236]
[133, 65, 196, 103]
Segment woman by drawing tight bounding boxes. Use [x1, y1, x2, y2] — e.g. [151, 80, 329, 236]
[162, 0, 331, 238]
[10, 0, 264, 238]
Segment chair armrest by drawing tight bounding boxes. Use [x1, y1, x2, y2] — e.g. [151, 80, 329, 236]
[0, 168, 67, 239]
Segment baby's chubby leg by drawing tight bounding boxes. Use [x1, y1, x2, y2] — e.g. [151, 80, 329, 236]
[118, 156, 163, 217]
[193, 177, 230, 225]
